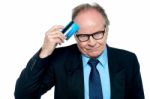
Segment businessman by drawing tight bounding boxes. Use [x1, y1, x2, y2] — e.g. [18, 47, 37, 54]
[14, 3, 145, 99]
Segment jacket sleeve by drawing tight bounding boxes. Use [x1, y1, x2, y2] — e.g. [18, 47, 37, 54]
[14, 50, 55, 99]
[129, 54, 145, 99]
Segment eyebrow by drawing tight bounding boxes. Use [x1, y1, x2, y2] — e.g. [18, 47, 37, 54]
[93, 30, 105, 34]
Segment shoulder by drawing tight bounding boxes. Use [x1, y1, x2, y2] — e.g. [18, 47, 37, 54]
[107, 45, 140, 70]
[107, 45, 137, 60]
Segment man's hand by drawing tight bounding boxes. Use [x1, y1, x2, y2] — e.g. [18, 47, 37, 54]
[39, 25, 66, 58]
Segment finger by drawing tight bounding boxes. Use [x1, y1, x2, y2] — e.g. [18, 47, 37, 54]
[52, 37, 65, 44]
[48, 31, 64, 37]
[47, 31, 66, 40]
[49, 34, 65, 43]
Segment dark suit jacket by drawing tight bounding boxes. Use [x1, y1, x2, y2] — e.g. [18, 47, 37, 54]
[14, 44, 144, 99]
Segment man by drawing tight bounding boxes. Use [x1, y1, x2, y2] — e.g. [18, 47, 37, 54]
[14, 3, 145, 99]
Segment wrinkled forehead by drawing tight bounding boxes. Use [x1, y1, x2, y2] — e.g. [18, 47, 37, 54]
[74, 9, 105, 24]
[74, 9, 106, 34]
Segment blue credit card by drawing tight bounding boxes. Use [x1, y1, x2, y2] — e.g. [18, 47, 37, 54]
[62, 21, 79, 40]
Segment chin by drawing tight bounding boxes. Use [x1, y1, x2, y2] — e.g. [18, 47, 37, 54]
[87, 53, 100, 58]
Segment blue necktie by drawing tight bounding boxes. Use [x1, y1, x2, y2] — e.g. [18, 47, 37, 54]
[88, 58, 103, 99]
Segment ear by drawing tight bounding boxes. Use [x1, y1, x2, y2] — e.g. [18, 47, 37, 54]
[105, 26, 109, 33]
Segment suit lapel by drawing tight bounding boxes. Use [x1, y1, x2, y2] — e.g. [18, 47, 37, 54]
[63, 45, 126, 99]
[64, 45, 84, 99]
[107, 46, 126, 99]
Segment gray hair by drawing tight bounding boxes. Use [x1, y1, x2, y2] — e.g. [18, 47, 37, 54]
[72, 3, 110, 28]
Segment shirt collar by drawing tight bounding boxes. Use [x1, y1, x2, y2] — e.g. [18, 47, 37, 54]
[97, 46, 108, 68]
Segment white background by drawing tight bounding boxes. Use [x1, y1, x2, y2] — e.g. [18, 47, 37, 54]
[0, 0, 150, 99]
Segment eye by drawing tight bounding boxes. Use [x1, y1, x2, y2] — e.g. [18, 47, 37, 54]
[94, 32, 103, 37]
[95, 32, 102, 35]
[93, 31, 105, 39]
[76, 34, 89, 42]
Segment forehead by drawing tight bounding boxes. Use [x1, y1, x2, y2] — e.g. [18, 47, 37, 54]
[74, 9, 105, 33]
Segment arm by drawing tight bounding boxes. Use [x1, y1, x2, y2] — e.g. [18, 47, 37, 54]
[128, 54, 145, 99]
[14, 25, 66, 99]
[14, 50, 55, 99]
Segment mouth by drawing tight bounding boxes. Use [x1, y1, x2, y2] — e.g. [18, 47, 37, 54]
[86, 47, 99, 51]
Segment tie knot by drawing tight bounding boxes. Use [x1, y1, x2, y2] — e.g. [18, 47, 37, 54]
[88, 58, 99, 68]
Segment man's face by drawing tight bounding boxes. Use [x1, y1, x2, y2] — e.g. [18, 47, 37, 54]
[74, 9, 108, 58]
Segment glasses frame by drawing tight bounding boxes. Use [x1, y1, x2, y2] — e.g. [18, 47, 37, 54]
[76, 29, 106, 42]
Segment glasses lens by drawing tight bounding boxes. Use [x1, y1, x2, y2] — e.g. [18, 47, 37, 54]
[93, 31, 104, 40]
[76, 30, 105, 42]
[77, 34, 89, 42]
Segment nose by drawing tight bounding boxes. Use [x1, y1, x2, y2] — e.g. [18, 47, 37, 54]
[88, 36, 96, 46]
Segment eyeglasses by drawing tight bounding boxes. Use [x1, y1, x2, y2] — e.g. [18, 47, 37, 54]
[76, 30, 105, 42]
